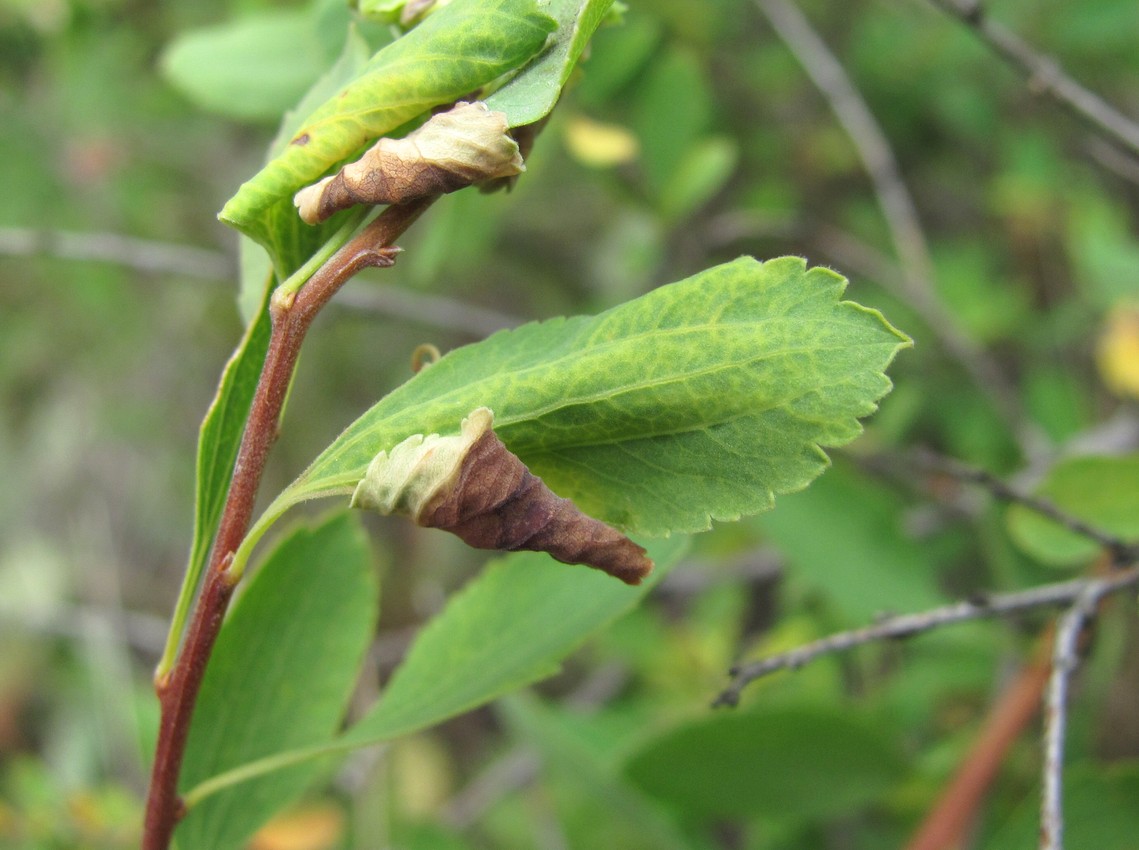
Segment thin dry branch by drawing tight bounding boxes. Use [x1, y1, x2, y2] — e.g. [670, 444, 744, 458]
[1041, 578, 1114, 850]
[0, 226, 232, 280]
[915, 451, 1139, 564]
[336, 280, 522, 336]
[754, 0, 1038, 456]
[714, 566, 1139, 707]
[926, 0, 1139, 160]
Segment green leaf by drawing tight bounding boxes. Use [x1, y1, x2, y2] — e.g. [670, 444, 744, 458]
[340, 535, 687, 746]
[1006, 454, 1139, 566]
[632, 46, 712, 198]
[658, 136, 738, 222]
[356, 0, 414, 25]
[219, 0, 556, 249]
[756, 461, 945, 622]
[160, 7, 339, 122]
[161, 278, 273, 675]
[623, 704, 907, 821]
[175, 512, 378, 850]
[499, 693, 698, 850]
[189, 289, 271, 589]
[484, 0, 616, 127]
[271, 256, 910, 538]
[237, 26, 375, 284]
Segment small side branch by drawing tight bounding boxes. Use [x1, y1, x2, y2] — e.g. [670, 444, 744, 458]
[915, 451, 1139, 564]
[754, 0, 1035, 454]
[714, 566, 1139, 707]
[926, 0, 1139, 159]
[1040, 578, 1112, 850]
[0, 226, 232, 280]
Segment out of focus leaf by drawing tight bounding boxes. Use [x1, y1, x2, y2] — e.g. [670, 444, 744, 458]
[631, 47, 711, 198]
[247, 803, 344, 850]
[659, 136, 738, 221]
[500, 693, 697, 850]
[1068, 192, 1139, 308]
[1006, 454, 1139, 566]
[562, 114, 637, 167]
[574, 14, 661, 107]
[623, 704, 906, 821]
[161, 5, 345, 122]
[563, 113, 640, 168]
[756, 462, 944, 622]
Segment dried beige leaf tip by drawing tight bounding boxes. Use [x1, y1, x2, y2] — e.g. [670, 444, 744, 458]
[350, 408, 653, 585]
[295, 102, 525, 224]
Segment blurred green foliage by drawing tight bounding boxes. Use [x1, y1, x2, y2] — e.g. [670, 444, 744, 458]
[3, 0, 1139, 847]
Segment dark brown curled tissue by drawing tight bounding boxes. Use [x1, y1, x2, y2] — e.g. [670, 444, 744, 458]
[351, 408, 653, 585]
[294, 102, 526, 225]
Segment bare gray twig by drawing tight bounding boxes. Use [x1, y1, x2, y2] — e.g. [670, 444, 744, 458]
[926, 0, 1139, 160]
[1041, 579, 1113, 850]
[0, 225, 523, 337]
[916, 451, 1138, 563]
[754, 0, 1038, 457]
[714, 566, 1139, 707]
[0, 226, 232, 280]
[0, 602, 170, 657]
[336, 279, 523, 337]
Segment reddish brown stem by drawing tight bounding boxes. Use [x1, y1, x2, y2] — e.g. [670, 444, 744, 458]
[142, 197, 435, 850]
[904, 631, 1054, 850]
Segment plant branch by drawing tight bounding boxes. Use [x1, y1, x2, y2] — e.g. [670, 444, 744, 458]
[714, 566, 1139, 707]
[754, 0, 1039, 458]
[1041, 578, 1109, 850]
[142, 196, 436, 850]
[915, 451, 1139, 564]
[926, 0, 1139, 160]
[0, 226, 232, 279]
[336, 280, 522, 337]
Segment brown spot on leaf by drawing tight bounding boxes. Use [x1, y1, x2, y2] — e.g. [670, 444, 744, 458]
[291, 133, 311, 147]
[422, 428, 652, 584]
[351, 409, 652, 585]
[293, 102, 524, 224]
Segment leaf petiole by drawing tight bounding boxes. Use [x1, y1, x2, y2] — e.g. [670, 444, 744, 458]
[271, 206, 372, 308]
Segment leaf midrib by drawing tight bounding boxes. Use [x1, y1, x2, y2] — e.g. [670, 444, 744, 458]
[309, 324, 876, 478]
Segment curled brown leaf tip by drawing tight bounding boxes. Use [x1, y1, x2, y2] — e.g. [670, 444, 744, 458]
[295, 102, 525, 224]
[351, 408, 652, 585]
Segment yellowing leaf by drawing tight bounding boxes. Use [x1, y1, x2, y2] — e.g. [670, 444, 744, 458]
[248, 804, 344, 850]
[1097, 303, 1139, 398]
[564, 114, 640, 167]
